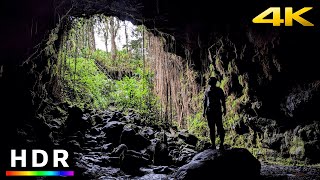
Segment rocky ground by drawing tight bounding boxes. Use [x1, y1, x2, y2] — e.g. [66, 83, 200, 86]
[56, 107, 201, 179]
[43, 106, 320, 180]
[261, 163, 320, 180]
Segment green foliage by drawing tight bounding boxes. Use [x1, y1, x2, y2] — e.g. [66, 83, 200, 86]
[227, 59, 239, 74]
[218, 76, 229, 93]
[187, 112, 210, 142]
[209, 64, 216, 77]
[215, 57, 225, 75]
[110, 68, 159, 115]
[92, 50, 109, 62]
[289, 136, 305, 159]
[59, 48, 159, 121]
[62, 57, 112, 109]
[92, 49, 142, 72]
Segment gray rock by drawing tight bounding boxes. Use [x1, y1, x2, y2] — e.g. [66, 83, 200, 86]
[136, 174, 168, 180]
[108, 157, 121, 167]
[169, 149, 180, 163]
[140, 127, 155, 140]
[178, 130, 198, 146]
[67, 140, 83, 152]
[50, 119, 63, 127]
[120, 128, 151, 151]
[89, 114, 103, 125]
[154, 141, 171, 165]
[111, 144, 128, 157]
[85, 140, 98, 147]
[280, 82, 320, 121]
[180, 147, 197, 160]
[153, 166, 174, 174]
[121, 153, 150, 174]
[304, 140, 320, 163]
[174, 148, 261, 179]
[247, 117, 278, 133]
[67, 134, 85, 145]
[76, 161, 122, 179]
[82, 155, 102, 164]
[103, 121, 126, 144]
[262, 133, 284, 151]
[109, 111, 124, 122]
[182, 144, 196, 150]
[65, 106, 92, 134]
[155, 131, 168, 143]
[102, 143, 114, 153]
[127, 150, 150, 160]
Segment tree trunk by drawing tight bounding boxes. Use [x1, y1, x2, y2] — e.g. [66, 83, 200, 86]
[110, 17, 120, 61]
[124, 21, 129, 53]
[88, 18, 96, 51]
[103, 17, 109, 52]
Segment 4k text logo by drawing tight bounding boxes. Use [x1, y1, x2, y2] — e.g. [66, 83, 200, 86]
[253, 7, 314, 26]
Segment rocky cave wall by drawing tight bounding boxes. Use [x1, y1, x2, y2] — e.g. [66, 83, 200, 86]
[2, 0, 320, 162]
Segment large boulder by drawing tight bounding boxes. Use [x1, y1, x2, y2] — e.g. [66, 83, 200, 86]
[120, 127, 151, 151]
[247, 117, 278, 133]
[262, 133, 284, 151]
[177, 146, 198, 165]
[288, 123, 320, 163]
[304, 140, 320, 163]
[101, 143, 114, 153]
[153, 141, 171, 165]
[111, 144, 128, 157]
[109, 111, 125, 122]
[174, 148, 261, 180]
[120, 128, 136, 147]
[90, 114, 103, 125]
[280, 81, 320, 122]
[64, 106, 92, 135]
[140, 127, 155, 140]
[33, 116, 54, 145]
[66, 140, 83, 152]
[120, 150, 151, 174]
[90, 127, 101, 136]
[103, 121, 126, 144]
[178, 130, 198, 146]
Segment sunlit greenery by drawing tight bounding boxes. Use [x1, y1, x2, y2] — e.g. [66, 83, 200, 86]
[60, 49, 158, 118]
[57, 16, 158, 119]
[62, 57, 112, 109]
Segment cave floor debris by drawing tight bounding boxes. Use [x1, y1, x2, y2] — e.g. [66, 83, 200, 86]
[261, 162, 320, 180]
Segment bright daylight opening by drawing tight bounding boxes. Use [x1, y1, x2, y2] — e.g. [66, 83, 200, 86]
[56, 15, 201, 128]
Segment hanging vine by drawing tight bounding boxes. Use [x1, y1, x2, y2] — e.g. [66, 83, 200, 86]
[146, 32, 201, 128]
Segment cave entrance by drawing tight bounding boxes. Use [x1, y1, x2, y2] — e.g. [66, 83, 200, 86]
[56, 15, 147, 111]
[51, 15, 203, 129]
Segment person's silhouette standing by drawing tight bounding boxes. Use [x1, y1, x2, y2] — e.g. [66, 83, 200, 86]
[203, 77, 226, 149]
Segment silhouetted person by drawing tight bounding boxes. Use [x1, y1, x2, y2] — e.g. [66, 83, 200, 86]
[203, 77, 226, 149]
